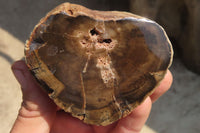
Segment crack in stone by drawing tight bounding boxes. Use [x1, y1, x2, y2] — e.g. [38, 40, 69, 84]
[80, 73, 86, 115]
[79, 25, 122, 118]
[112, 95, 123, 118]
[83, 54, 91, 73]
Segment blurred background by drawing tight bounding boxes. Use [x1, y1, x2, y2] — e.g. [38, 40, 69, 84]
[0, 0, 199, 133]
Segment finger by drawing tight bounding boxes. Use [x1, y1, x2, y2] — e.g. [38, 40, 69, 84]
[92, 122, 116, 133]
[51, 111, 93, 133]
[11, 60, 57, 133]
[11, 60, 57, 115]
[111, 97, 152, 133]
[150, 70, 173, 103]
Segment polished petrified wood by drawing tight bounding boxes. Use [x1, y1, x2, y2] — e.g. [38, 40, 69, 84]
[25, 3, 173, 126]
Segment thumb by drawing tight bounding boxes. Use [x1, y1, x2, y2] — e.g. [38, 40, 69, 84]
[10, 60, 57, 133]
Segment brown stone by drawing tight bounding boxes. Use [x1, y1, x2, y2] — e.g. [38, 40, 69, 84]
[25, 3, 173, 125]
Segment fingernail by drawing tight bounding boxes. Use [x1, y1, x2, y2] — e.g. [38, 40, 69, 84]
[12, 68, 27, 89]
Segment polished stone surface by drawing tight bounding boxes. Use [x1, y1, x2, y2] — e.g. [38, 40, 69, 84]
[25, 3, 173, 125]
[1, 1, 199, 133]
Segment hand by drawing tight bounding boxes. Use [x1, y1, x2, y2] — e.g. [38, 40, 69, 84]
[10, 60, 172, 133]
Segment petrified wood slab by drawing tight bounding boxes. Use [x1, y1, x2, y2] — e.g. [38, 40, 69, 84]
[25, 3, 173, 126]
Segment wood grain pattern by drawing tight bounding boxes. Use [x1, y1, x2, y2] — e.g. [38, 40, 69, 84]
[25, 3, 173, 126]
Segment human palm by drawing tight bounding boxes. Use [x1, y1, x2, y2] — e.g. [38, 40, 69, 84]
[11, 60, 172, 133]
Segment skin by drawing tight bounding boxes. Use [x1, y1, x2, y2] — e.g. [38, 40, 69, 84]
[10, 60, 173, 133]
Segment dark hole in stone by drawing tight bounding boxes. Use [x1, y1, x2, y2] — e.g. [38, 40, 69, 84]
[98, 38, 112, 43]
[103, 39, 112, 43]
[90, 28, 99, 36]
[68, 10, 73, 15]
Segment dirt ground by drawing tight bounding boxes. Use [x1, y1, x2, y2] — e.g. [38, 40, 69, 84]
[0, 28, 23, 133]
[0, 1, 200, 133]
